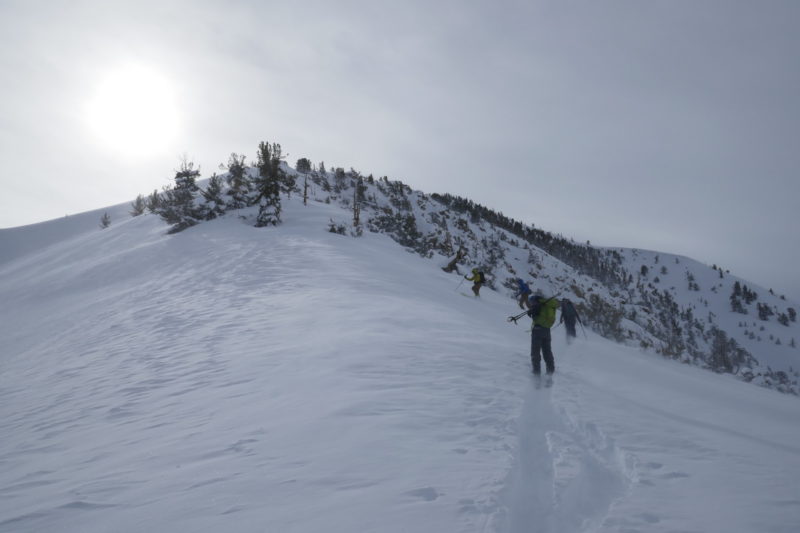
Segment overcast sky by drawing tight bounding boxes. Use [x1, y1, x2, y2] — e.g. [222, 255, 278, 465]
[1, 0, 798, 299]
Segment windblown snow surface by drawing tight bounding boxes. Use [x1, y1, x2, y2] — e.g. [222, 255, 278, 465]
[1, 197, 799, 533]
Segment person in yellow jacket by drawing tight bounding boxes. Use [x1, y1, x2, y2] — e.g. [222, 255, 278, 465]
[464, 268, 485, 297]
[526, 291, 560, 376]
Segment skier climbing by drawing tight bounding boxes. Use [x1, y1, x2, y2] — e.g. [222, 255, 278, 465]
[527, 291, 560, 377]
[464, 268, 485, 297]
[559, 298, 582, 343]
[514, 278, 532, 309]
[442, 246, 467, 273]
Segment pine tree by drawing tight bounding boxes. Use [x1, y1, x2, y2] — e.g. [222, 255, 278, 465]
[130, 194, 146, 217]
[296, 158, 312, 206]
[730, 283, 746, 314]
[730, 293, 746, 314]
[199, 174, 227, 220]
[254, 141, 283, 227]
[157, 158, 202, 233]
[296, 158, 312, 174]
[709, 327, 733, 373]
[99, 212, 111, 229]
[146, 189, 162, 214]
[225, 153, 250, 209]
[333, 167, 346, 193]
[742, 285, 758, 305]
[757, 303, 774, 321]
[353, 175, 362, 227]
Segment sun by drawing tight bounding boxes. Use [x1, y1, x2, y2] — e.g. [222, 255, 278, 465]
[86, 64, 179, 157]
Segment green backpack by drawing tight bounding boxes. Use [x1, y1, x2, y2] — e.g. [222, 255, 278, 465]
[530, 297, 558, 328]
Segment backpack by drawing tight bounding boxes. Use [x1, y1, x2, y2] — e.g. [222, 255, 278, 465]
[529, 296, 558, 328]
[539, 300, 558, 328]
[478, 271, 486, 283]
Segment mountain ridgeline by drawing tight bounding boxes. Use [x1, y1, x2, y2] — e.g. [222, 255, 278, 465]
[137, 145, 799, 395]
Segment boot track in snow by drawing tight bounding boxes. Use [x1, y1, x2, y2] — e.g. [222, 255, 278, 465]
[499, 371, 631, 533]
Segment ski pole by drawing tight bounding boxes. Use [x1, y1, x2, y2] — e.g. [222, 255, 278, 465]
[455, 277, 465, 292]
[579, 320, 588, 339]
[507, 310, 528, 324]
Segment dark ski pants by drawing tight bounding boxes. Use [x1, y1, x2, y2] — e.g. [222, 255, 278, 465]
[531, 325, 554, 374]
[564, 320, 577, 338]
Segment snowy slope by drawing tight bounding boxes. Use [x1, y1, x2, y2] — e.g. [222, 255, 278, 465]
[612, 247, 800, 371]
[373, 182, 800, 392]
[320, 172, 799, 393]
[2, 195, 800, 533]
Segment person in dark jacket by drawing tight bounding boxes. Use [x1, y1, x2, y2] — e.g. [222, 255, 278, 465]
[527, 292, 559, 376]
[559, 298, 582, 343]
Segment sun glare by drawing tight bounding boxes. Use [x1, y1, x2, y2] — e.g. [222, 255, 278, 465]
[86, 64, 179, 157]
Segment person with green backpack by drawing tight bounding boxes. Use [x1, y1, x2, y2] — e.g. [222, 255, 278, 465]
[526, 291, 560, 376]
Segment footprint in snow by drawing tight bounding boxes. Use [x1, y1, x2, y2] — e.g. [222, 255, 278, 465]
[659, 471, 690, 480]
[405, 487, 441, 501]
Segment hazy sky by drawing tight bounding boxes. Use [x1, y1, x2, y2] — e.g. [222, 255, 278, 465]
[1, 0, 798, 299]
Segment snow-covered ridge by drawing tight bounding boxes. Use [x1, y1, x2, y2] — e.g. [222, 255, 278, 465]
[2, 188, 799, 532]
[2, 158, 798, 395]
[289, 164, 799, 394]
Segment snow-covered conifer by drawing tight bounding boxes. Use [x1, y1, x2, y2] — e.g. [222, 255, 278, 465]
[296, 158, 312, 206]
[157, 158, 202, 234]
[200, 174, 227, 220]
[225, 153, 250, 209]
[254, 141, 283, 227]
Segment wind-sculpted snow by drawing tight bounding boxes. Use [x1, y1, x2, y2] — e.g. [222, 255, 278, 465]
[1, 195, 799, 532]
